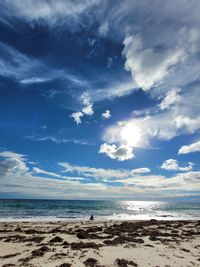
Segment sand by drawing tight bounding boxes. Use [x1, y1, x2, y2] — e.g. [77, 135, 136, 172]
[0, 219, 200, 267]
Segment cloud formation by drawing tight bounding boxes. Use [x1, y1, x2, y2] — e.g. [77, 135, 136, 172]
[161, 159, 193, 172]
[178, 140, 200, 155]
[99, 143, 135, 161]
[71, 93, 94, 124]
[159, 88, 182, 110]
[123, 35, 185, 90]
[32, 167, 61, 178]
[0, 0, 99, 29]
[0, 151, 28, 175]
[131, 167, 150, 174]
[0, 42, 44, 81]
[59, 162, 150, 180]
[25, 135, 90, 145]
[102, 110, 111, 119]
[0, 150, 199, 199]
[71, 111, 83, 125]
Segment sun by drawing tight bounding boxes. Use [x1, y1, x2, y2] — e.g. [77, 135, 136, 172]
[120, 123, 142, 147]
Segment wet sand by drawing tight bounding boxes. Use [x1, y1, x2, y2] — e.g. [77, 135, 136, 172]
[0, 220, 200, 267]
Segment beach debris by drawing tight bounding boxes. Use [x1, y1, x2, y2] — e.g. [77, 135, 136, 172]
[114, 258, 138, 267]
[3, 234, 44, 243]
[14, 227, 22, 232]
[2, 264, 16, 267]
[144, 244, 154, 247]
[49, 253, 68, 260]
[149, 235, 158, 241]
[29, 235, 45, 243]
[31, 245, 50, 257]
[71, 241, 101, 250]
[180, 248, 190, 253]
[50, 227, 60, 233]
[0, 253, 20, 259]
[18, 256, 32, 263]
[83, 257, 99, 266]
[77, 231, 87, 239]
[76, 228, 110, 240]
[171, 230, 179, 233]
[50, 236, 63, 243]
[62, 240, 70, 247]
[24, 229, 38, 234]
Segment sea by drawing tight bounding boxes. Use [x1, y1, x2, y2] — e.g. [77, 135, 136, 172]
[0, 199, 199, 222]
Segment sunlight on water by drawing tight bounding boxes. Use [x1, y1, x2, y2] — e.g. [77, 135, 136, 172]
[119, 201, 166, 211]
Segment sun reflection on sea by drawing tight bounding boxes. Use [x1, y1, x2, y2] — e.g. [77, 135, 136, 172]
[119, 201, 166, 211]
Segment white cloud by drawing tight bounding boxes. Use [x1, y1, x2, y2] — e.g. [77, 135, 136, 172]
[175, 115, 200, 133]
[0, 42, 43, 81]
[122, 35, 185, 90]
[20, 77, 54, 84]
[102, 110, 111, 119]
[0, 151, 29, 175]
[159, 88, 182, 110]
[0, 151, 111, 199]
[32, 167, 61, 178]
[116, 171, 200, 194]
[59, 162, 150, 181]
[32, 166, 85, 181]
[58, 162, 200, 197]
[26, 135, 61, 143]
[60, 162, 125, 180]
[99, 143, 135, 161]
[0, 151, 26, 160]
[90, 80, 137, 102]
[0, 0, 99, 29]
[71, 111, 83, 125]
[178, 140, 200, 154]
[0, 41, 86, 90]
[80, 93, 94, 115]
[71, 92, 94, 124]
[161, 159, 193, 172]
[25, 135, 90, 145]
[0, 169, 108, 200]
[81, 92, 91, 106]
[0, 150, 199, 199]
[95, 3, 200, 98]
[131, 167, 150, 174]
[82, 104, 94, 115]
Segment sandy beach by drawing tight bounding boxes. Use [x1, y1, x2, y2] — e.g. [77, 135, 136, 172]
[0, 220, 200, 267]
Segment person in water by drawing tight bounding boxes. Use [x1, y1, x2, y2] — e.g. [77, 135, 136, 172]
[90, 214, 94, 220]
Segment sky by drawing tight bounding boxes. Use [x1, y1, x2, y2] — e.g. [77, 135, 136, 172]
[0, 0, 200, 200]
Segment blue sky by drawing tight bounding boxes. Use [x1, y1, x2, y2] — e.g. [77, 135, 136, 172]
[0, 0, 200, 200]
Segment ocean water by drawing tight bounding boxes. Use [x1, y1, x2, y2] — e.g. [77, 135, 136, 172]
[0, 199, 199, 222]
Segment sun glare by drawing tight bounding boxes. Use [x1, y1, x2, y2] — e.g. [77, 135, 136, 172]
[120, 123, 142, 147]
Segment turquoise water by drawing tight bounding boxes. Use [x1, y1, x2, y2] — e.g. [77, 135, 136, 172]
[0, 199, 199, 221]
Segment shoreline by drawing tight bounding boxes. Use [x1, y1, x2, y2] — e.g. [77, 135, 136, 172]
[0, 219, 200, 266]
[0, 217, 200, 223]
[1, 213, 200, 223]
